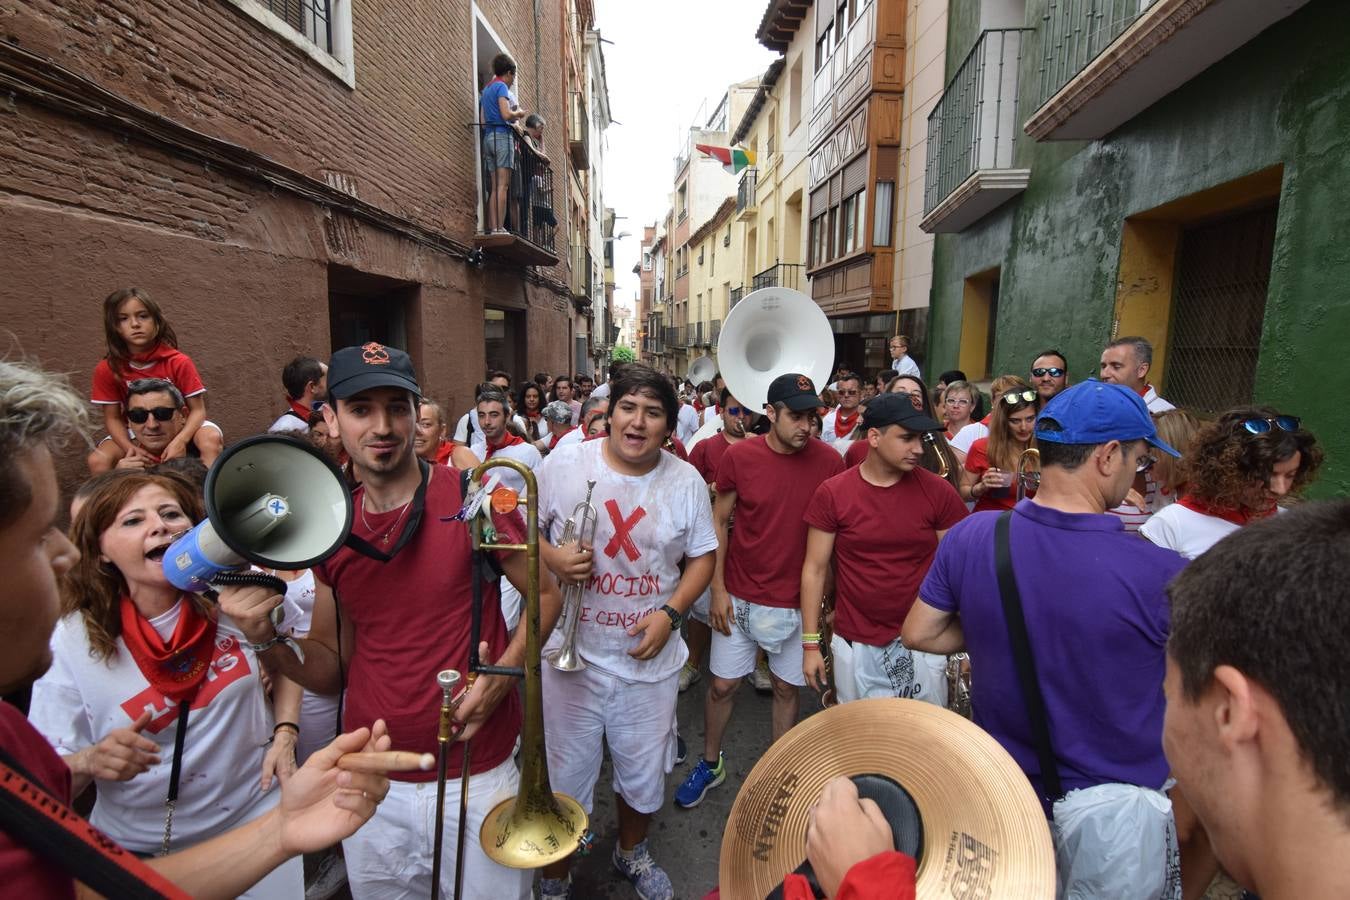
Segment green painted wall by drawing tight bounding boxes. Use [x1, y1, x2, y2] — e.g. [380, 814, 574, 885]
[929, 0, 1350, 497]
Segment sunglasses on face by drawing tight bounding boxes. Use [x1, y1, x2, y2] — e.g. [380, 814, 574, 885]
[725, 406, 750, 417]
[1031, 367, 1065, 378]
[1242, 415, 1300, 435]
[126, 406, 178, 424]
[837, 389, 860, 397]
[1002, 390, 1038, 405]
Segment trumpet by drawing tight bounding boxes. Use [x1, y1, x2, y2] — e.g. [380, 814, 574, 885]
[922, 431, 950, 479]
[546, 480, 598, 672]
[1016, 447, 1041, 502]
[462, 457, 587, 876]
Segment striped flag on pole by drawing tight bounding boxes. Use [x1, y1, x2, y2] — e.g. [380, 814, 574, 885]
[695, 144, 757, 175]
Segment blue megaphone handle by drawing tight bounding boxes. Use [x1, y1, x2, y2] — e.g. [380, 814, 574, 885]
[163, 523, 233, 593]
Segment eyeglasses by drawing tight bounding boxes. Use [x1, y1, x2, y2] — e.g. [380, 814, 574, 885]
[725, 406, 750, 417]
[1001, 390, 1037, 405]
[837, 389, 860, 397]
[944, 397, 971, 407]
[127, 406, 177, 424]
[1031, 367, 1065, 378]
[1136, 454, 1157, 473]
[1242, 415, 1300, 435]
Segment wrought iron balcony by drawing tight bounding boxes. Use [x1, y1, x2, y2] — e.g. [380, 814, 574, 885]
[709, 319, 721, 348]
[570, 243, 593, 302]
[736, 168, 759, 220]
[568, 91, 589, 170]
[1025, 0, 1312, 141]
[920, 29, 1032, 234]
[475, 126, 560, 266]
[687, 321, 704, 348]
[730, 286, 744, 308]
[752, 262, 804, 292]
[665, 325, 680, 349]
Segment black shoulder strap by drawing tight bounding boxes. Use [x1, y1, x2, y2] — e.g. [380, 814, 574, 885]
[0, 747, 185, 899]
[994, 510, 1063, 803]
[344, 459, 431, 562]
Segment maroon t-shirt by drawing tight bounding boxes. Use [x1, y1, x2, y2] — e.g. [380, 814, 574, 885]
[0, 702, 76, 899]
[844, 439, 868, 468]
[316, 465, 523, 781]
[804, 466, 967, 645]
[688, 431, 735, 483]
[717, 436, 845, 608]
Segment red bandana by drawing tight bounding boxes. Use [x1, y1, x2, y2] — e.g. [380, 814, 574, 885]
[486, 432, 526, 455]
[833, 407, 860, 439]
[434, 439, 457, 466]
[119, 596, 218, 703]
[549, 427, 578, 449]
[1177, 494, 1276, 527]
[287, 398, 311, 420]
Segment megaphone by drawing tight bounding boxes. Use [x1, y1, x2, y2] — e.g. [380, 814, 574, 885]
[163, 434, 354, 593]
[716, 286, 834, 411]
[687, 355, 717, 387]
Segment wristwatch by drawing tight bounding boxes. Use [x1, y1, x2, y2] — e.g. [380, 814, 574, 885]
[659, 604, 683, 630]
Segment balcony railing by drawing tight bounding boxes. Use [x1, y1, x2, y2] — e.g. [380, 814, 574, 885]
[736, 168, 759, 219]
[752, 262, 804, 292]
[665, 325, 680, 349]
[568, 91, 589, 170]
[730, 286, 744, 308]
[709, 319, 722, 348]
[920, 29, 1032, 233]
[687, 321, 704, 348]
[570, 244, 593, 301]
[476, 125, 559, 266]
[1035, 0, 1155, 111]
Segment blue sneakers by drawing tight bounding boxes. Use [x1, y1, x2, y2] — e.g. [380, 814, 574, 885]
[674, 753, 725, 809]
[612, 839, 673, 900]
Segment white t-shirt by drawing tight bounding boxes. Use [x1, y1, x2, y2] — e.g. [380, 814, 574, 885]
[275, 569, 339, 762]
[820, 407, 862, 444]
[1141, 386, 1176, 414]
[676, 403, 700, 446]
[1140, 503, 1285, 560]
[267, 411, 309, 434]
[553, 427, 585, 452]
[949, 421, 989, 454]
[469, 437, 542, 493]
[29, 604, 276, 853]
[537, 439, 717, 682]
[891, 355, 921, 378]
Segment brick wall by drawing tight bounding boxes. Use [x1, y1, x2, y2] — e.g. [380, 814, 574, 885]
[0, 0, 575, 481]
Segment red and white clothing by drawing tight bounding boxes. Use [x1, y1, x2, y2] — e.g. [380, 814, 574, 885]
[276, 570, 339, 764]
[28, 606, 302, 897]
[547, 426, 581, 452]
[0, 701, 78, 899]
[469, 433, 542, 494]
[537, 438, 717, 682]
[820, 406, 862, 444]
[268, 399, 313, 434]
[1140, 498, 1283, 560]
[964, 438, 1029, 513]
[949, 421, 989, 454]
[805, 467, 967, 646]
[676, 403, 700, 446]
[315, 465, 529, 899]
[90, 344, 206, 407]
[1139, 385, 1175, 414]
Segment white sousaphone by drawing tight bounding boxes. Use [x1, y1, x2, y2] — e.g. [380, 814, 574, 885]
[686, 355, 717, 387]
[687, 287, 834, 450]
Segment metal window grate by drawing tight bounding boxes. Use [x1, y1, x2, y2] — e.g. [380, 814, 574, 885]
[261, 0, 333, 53]
[1165, 205, 1277, 415]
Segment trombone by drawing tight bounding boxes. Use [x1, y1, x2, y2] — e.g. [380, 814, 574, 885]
[443, 457, 586, 896]
[1016, 447, 1041, 502]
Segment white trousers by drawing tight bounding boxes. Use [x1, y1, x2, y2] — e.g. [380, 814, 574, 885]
[343, 756, 531, 900]
[830, 633, 948, 707]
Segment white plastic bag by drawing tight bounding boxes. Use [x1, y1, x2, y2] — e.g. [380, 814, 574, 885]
[1051, 782, 1180, 900]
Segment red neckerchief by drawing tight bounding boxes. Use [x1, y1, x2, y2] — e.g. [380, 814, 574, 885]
[287, 398, 310, 420]
[833, 407, 860, 439]
[118, 596, 217, 703]
[692, 398, 704, 413]
[1135, 384, 1153, 397]
[434, 439, 457, 466]
[114, 342, 176, 379]
[486, 432, 526, 455]
[1177, 494, 1276, 527]
[549, 427, 578, 449]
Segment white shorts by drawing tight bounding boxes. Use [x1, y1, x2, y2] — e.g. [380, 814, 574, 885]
[343, 756, 531, 900]
[710, 596, 805, 686]
[689, 587, 711, 625]
[542, 663, 679, 815]
[830, 633, 947, 707]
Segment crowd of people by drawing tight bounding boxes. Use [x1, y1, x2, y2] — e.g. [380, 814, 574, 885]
[0, 283, 1344, 900]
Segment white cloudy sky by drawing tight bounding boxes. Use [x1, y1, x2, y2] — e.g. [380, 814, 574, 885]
[593, 0, 779, 315]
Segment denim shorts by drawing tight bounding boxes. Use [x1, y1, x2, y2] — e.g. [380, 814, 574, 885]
[482, 129, 515, 170]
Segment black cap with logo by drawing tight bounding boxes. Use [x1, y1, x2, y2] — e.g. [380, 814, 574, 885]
[766, 373, 822, 412]
[861, 393, 943, 433]
[327, 343, 421, 400]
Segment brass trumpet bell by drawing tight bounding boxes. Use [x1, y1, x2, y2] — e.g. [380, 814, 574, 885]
[480, 786, 589, 868]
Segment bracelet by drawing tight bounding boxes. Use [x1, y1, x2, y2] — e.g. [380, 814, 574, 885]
[802, 642, 820, 650]
[273, 722, 299, 736]
[800, 632, 821, 643]
[247, 632, 286, 653]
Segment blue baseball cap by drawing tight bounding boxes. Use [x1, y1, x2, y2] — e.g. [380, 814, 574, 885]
[1036, 380, 1179, 457]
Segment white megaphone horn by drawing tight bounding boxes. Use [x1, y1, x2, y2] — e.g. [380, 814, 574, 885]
[163, 434, 353, 593]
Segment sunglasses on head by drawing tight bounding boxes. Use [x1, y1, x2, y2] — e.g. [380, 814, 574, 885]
[126, 406, 178, 424]
[1002, 390, 1037, 405]
[1242, 415, 1300, 435]
[1031, 367, 1065, 378]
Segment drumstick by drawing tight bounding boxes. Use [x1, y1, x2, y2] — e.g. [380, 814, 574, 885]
[337, 750, 436, 773]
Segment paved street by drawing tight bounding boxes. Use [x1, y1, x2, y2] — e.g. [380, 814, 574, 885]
[571, 670, 825, 899]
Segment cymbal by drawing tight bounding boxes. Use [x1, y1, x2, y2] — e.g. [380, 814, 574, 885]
[718, 699, 1055, 899]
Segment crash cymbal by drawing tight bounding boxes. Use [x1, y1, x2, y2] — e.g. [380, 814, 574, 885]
[718, 699, 1054, 899]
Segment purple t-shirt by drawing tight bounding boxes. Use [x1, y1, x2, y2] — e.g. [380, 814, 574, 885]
[920, 500, 1187, 802]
